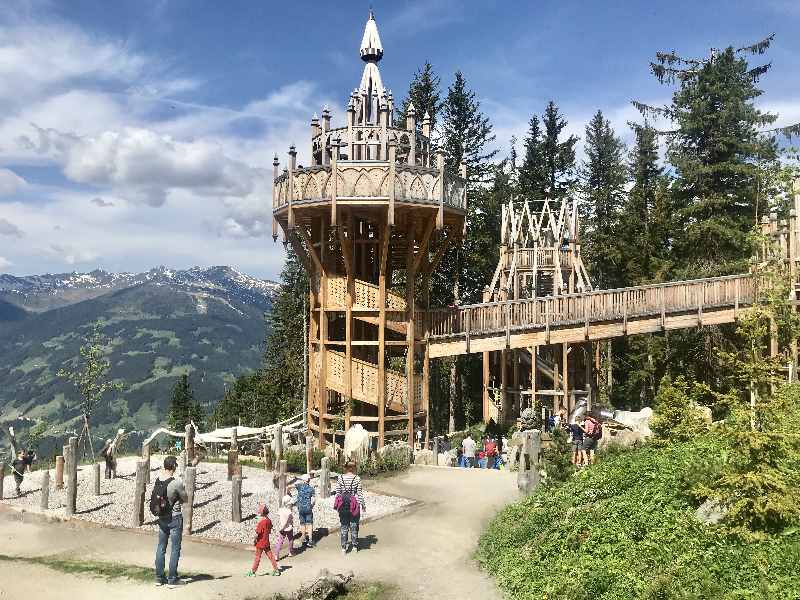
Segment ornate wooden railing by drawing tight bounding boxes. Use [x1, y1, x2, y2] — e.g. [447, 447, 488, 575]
[326, 350, 422, 413]
[426, 274, 755, 340]
[326, 277, 407, 311]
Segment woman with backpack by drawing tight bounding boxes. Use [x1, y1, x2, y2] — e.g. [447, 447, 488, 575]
[334, 460, 366, 555]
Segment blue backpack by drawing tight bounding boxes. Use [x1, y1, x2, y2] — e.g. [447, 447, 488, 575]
[296, 482, 314, 513]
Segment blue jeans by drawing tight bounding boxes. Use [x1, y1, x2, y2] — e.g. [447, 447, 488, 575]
[463, 456, 475, 468]
[339, 513, 360, 549]
[155, 513, 183, 583]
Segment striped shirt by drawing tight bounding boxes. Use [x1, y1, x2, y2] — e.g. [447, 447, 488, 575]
[335, 473, 365, 509]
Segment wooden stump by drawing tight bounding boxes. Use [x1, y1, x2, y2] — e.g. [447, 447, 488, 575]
[319, 457, 331, 498]
[131, 460, 148, 528]
[142, 442, 151, 484]
[185, 423, 196, 465]
[65, 436, 78, 516]
[93, 463, 101, 495]
[305, 433, 313, 475]
[55, 455, 65, 489]
[274, 424, 284, 467]
[263, 444, 274, 471]
[227, 450, 238, 481]
[277, 460, 287, 506]
[40, 470, 50, 510]
[517, 430, 541, 494]
[183, 466, 196, 535]
[231, 474, 242, 523]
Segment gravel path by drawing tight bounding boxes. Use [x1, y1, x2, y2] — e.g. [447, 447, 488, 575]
[0, 456, 412, 546]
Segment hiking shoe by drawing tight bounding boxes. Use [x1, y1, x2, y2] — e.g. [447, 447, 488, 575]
[270, 570, 281, 577]
[246, 571, 256, 577]
[341, 547, 347, 556]
[154, 580, 166, 587]
[167, 580, 187, 588]
[307, 540, 315, 548]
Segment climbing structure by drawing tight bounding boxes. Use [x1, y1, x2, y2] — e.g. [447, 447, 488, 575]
[482, 195, 595, 425]
[272, 11, 467, 448]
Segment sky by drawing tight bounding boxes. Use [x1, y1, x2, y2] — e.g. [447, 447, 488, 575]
[0, 0, 798, 280]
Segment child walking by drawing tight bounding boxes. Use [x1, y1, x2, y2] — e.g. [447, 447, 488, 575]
[273, 495, 296, 560]
[247, 503, 279, 577]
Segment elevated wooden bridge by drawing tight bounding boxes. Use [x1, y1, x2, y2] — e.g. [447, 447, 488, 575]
[425, 274, 755, 358]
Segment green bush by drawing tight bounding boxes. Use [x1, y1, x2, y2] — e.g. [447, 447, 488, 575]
[283, 448, 324, 473]
[650, 375, 711, 442]
[359, 445, 411, 478]
[477, 433, 800, 599]
[541, 427, 574, 484]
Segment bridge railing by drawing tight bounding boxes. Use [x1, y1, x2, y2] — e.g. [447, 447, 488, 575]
[427, 274, 755, 338]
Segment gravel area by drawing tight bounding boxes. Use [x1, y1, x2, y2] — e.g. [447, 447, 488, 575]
[0, 456, 413, 546]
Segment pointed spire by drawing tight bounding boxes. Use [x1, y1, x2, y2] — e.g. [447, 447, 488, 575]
[360, 9, 383, 62]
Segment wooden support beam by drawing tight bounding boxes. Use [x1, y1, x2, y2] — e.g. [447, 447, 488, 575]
[378, 217, 389, 447]
[406, 221, 417, 447]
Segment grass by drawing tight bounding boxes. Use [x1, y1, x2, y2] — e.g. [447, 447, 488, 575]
[0, 553, 156, 583]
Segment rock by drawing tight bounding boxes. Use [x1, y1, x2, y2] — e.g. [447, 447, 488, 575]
[438, 452, 453, 467]
[607, 429, 647, 448]
[343, 425, 370, 464]
[414, 449, 435, 465]
[519, 407, 539, 431]
[612, 407, 654, 437]
[292, 569, 354, 600]
[695, 499, 726, 525]
[697, 405, 713, 424]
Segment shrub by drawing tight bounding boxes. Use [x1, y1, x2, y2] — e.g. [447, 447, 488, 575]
[541, 428, 573, 484]
[650, 375, 710, 441]
[358, 444, 411, 478]
[283, 448, 324, 473]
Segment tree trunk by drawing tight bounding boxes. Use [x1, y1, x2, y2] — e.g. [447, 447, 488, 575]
[448, 359, 457, 433]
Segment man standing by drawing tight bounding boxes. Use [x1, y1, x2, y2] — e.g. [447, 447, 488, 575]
[583, 416, 601, 465]
[153, 455, 188, 588]
[461, 434, 476, 468]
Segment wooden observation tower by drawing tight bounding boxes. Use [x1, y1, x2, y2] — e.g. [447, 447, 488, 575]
[482, 195, 595, 425]
[271, 11, 467, 448]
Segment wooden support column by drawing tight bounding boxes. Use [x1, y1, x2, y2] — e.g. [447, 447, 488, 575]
[531, 346, 538, 414]
[378, 217, 389, 447]
[482, 350, 490, 423]
[406, 221, 417, 447]
[318, 216, 329, 447]
[607, 339, 613, 399]
[342, 212, 354, 432]
[563, 343, 571, 414]
[586, 342, 594, 411]
[500, 349, 508, 425]
[513, 349, 520, 418]
[552, 347, 560, 415]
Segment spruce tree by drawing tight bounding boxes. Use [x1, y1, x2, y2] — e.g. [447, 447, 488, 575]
[518, 115, 547, 201]
[541, 101, 578, 202]
[396, 61, 442, 137]
[168, 374, 198, 430]
[580, 110, 627, 289]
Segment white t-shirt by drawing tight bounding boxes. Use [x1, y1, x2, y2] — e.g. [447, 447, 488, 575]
[462, 437, 476, 458]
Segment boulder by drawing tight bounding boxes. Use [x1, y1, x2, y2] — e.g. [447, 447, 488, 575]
[695, 499, 726, 525]
[292, 569, 354, 600]
[612, 407, 654, 437]
[343, 425, 370, 464]
[414, 449, 435, 465]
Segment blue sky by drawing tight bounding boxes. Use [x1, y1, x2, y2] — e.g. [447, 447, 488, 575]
[0, 0, 798, 280]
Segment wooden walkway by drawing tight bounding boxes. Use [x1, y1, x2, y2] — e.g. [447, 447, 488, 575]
[426, 274, 755, 358]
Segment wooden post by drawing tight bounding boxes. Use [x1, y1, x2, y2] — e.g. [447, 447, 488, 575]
[131, 460, 147, 527]
[500, 349, 508, 425]
[65, 436, 78, 516]
[183, 466, 196, 535]
[319, 216, 329, 448]
[263, 444, 274, 471]
[232, 474, 242, 523]
[179, 451, 186, 475]
[185, 423, 195, 465]
[482, 350, 490, 423]
[142, 442, 151, 484]
[55, 455, 64, 489]
[563, 343, 571, 414]
[93, 463, 100, 496]
[586, 343, 593, 412]
[305, 433, 313, 475]
[319, 456, 331, 498]
[378, 218, 389, 447]
[40, 470, 50, 510]
[606, 339, 613, 398]
[406, 221, 417, 446]
[0, 463, 4, 499]
[517, 429, 541, 494]
[277, 460, 288, 505]
[275, 424, 284, 467]
[228, 427, 238, 481]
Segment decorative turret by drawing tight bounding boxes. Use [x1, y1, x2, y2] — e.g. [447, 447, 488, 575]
[360, 9, 383, 62]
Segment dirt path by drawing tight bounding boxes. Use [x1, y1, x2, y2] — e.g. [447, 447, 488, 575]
[0, 466, 518, 600]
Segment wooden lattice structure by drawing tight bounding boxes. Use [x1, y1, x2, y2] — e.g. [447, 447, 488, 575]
[272, 11, 466, 448]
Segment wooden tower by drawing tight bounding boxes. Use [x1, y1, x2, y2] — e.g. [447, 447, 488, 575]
[271, 11, 467, 448]
[482, 195, 594, 425]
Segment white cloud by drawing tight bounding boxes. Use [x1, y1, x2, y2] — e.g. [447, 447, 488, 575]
[0, 256, 11, 269]
[45, 243, 98, 266]
[0, 168, 26, 195]
[0, 217, 23, 237]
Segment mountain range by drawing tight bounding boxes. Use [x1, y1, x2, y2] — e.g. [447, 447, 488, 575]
[0, 266, 279, 445]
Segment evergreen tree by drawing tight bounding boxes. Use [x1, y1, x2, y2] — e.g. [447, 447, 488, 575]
[396, 62, 442, 137]
[541, 101, 579, 202]
[580, 110, 627, 289]
[635, 40, 780, 277]
[518, 115, 547, 201]
[440, 71, 497, 181]
[168, 374, 204, 431]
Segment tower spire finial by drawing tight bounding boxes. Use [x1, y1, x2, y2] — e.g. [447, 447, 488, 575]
[360, 8, 383, 62]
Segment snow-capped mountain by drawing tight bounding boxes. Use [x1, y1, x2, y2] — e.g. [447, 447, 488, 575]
[0, 266, 280, 313]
